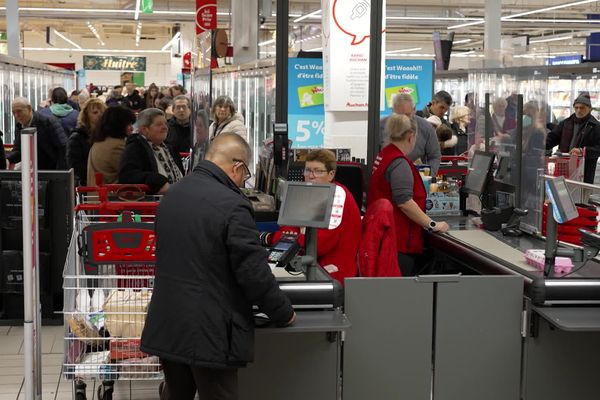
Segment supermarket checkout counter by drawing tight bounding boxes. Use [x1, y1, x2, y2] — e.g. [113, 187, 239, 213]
[425, 182, 600, 400]
[239, 181, 349, 400]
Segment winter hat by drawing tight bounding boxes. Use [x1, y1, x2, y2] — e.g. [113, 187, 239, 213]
[426, 115, 442, 128]
[574, 92, 592, 108]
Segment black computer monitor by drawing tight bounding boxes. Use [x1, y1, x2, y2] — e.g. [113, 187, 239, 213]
[463, 151, 495, 196]
[495, 155, 511, 183]
[545, 176, 578, 223]
[277, 182, 336, 229]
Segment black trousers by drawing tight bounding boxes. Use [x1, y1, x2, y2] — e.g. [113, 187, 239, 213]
[398, 252, 419, 276]
[161, 360, 238, 400]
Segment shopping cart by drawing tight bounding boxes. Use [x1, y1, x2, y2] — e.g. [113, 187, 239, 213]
[63, 186, 161, 400]
[544, 153, 584, 181]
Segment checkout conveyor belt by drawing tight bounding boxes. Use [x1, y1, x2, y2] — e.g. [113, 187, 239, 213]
[429, 217, 600, 305]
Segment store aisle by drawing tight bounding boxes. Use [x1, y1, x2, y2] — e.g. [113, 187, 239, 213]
[0, 326, 162, 400]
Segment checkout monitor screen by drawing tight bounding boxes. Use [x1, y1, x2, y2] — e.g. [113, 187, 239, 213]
[545, 176, 579, 223]
[277, 182, 336, 229]
[463, 151, 495, 195]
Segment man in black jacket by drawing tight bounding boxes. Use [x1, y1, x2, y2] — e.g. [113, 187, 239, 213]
[546, 92, 600, 183]
[141, 133, 295, 400]
[166, 95, 192, 154]
[8, 97, 68, 170]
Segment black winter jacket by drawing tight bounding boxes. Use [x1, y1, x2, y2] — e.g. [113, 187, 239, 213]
[546, 113, 600, 183]
[0, 131, 6, 170]
[118, 134, 184, 194]
[66, 127, 91, 186]
[8, 112, 68, 170]
[166, 118, 192, 154]
[140, 160, 294, 368]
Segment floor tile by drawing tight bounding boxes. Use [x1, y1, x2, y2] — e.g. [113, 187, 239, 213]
[0, 337, 23, 355]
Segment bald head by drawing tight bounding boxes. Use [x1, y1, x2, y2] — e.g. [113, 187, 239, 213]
[206, 133, 251, 164]
[206, 134, 252, 187]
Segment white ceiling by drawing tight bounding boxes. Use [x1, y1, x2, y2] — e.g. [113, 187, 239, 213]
[0, 0, 598, 60]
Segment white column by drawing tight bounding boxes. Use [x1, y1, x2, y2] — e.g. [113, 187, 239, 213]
[7, 0, 20, 58]
[484, 0, 502, 67]
[231, 0, 258, 64]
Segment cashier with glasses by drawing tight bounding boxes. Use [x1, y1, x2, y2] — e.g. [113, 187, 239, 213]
[119, 108, 185, 194]
[263, 149, 361, 285]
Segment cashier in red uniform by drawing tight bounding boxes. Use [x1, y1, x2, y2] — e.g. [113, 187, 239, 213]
[265, 149, 361, 285]
[367, 114, 449, 276]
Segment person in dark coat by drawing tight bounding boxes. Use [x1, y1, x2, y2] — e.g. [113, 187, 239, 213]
[546, 92, 600, 183]
[8, 97, 68, 170]
[118, 108, 184, 194]
[66, 98, 107, 186]
[105, 85, 126, 107]
[140, 133, 295, 400]
[39, 87, 79, 136]
[0, 131, 6, 170]
[166, 95, 192, 154]
[124, 82, 145, 112]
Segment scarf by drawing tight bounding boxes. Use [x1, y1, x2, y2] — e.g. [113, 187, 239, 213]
[560, 113, 592, 152]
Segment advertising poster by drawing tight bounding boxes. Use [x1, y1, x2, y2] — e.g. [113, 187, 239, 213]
[288, 58, 325, 148]
[323, 0, 386, 111]
[196, 0, 217, 35]
[381, 59, 434, 117]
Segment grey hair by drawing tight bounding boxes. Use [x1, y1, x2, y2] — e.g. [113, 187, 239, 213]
[78, 90, 90, 103]
[13, 97, 31, 107]
[173, 95, 191, 108]
[492, 97, 508, 109]
[391, 93, 414, 109]
[137, 108, 165, 128]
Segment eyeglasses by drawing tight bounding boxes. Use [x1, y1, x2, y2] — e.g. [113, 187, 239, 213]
[233, 158, 252, 181]
[303, 168, 329, 177]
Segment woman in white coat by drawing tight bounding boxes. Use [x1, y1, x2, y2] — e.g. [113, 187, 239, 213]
[209, 96, 248, 142]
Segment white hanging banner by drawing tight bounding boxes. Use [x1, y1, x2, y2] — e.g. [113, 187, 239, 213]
[322, 0, 386, 111]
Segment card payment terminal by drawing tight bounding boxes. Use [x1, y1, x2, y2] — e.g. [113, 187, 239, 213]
[267, 234, 301, 269]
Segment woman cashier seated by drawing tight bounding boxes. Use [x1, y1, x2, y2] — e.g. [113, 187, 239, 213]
[265, 149, 361, 286]
[367, 114, 449, 276]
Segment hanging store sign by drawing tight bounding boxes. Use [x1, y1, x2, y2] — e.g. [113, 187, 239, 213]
[83, 55, 146, 71]
[322, 0, 386, 111]
[196, 0, 217, 34]
[288, 58, 325, 148]
[547, 55, 583, 66]
[142, 0, 154, 14]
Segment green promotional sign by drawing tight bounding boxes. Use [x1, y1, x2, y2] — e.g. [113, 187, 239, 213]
[83, 55, 146, 72]
[297, 84, 324, 108]
[142, 0, 154, 14]
[385, 83, 419, 108]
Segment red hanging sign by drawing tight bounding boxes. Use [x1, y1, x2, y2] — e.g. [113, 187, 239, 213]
[196, 0, 217, 34]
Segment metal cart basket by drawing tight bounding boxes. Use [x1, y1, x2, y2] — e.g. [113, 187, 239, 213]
[63, 185, 161, 400]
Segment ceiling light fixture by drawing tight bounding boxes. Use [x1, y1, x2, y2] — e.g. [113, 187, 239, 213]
[449, 0, 600, 29]
[86, 21, 105, 46]
[258, 39, 275, 46]
[530, 35, 574, 43]
[293, 9, 322, 23]
[453, 39, 472, 44]
[506, 0, 599, 19]
[134, 0, 141, 20]
[386, 16, 481, 21]
[24, 47, 170, 53]
[386, 47, 423, 54]
[135, 22, 142, 47]
[161, 31, 181, 51]
[53, 30, 82, 49]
